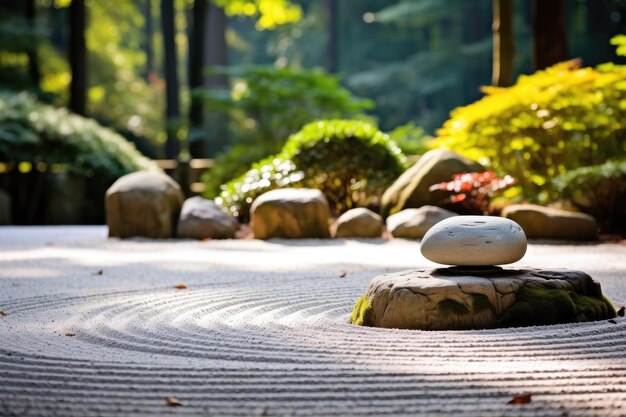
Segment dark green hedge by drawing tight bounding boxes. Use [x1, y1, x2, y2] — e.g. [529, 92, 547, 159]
[0, 91, 157, 178]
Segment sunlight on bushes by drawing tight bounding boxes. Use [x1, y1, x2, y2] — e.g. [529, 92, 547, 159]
[217, 119, 408, 220]
[436, 59, 626, 204]
[0, 92, 157, 178]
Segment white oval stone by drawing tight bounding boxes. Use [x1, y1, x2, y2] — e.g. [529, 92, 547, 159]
[420, 216, 527, 266]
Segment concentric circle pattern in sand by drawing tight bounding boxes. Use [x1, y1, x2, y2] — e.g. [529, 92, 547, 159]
[0, 228, 625, 416]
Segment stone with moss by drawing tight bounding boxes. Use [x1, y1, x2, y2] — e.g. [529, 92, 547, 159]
[350, 268, 616, 330]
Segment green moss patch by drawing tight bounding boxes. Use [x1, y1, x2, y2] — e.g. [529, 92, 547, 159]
[498, 286, 616, 328]
[437, 299, 469, 317]
[350, 295, 373, 326]
[471, 294, 494, 314]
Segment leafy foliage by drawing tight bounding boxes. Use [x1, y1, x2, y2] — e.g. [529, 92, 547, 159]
[215, 119, 408, 220]
[85, 0, 165, 144]
[197, 66, 373, 197]
[387, 122, 433, 155]
[553, 160, 626, 231]
[436, 59, 626, 203]
[0, 91, 157, 178]
[611, 34, 626, 57]
[214, 0, 302, 30]
[429, 170, 515, 215]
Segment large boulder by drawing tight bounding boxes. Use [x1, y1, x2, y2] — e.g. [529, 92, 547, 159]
[251, 188, 331, 239]
[387, 206, 457, 239]
[380, 149, 483, 217]
[501, 204, 598, 240]
[332, 208, 384, 238]
[350, 268, 616, 330]
[106, 171, 184, 239]
[177, 196, 239, 239]
[0, 188, 11, 225]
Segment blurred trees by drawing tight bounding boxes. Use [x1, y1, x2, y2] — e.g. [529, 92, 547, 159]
[532, 0, 567, 70]
[492, 0, 514, 86]
[0, 0, 624, 159]
[68, 0, 85, 115]
[161, 0, 181, 159]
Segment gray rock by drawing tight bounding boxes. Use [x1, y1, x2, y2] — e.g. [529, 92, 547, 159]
[350, 267, 616, 330]
[420, 216, 527, 266]
[501, 204, 598, 240]
[387, 206, 457, 239]
[106, 171, 184, 239]
[251, 188, 331, 239]
[380, 149, 483, 217]
[177, 196, 239, 239]
[332, 208, 384, 238]
[0, 188, 11, 225]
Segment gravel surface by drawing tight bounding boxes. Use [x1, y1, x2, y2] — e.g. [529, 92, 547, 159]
[0, 226, 625, 416]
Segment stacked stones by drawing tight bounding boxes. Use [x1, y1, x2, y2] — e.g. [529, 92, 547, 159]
[350, 216, 616, 330]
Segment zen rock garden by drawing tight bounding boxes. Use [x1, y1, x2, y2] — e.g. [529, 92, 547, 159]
[103, 166, 617, 331]
[350, 216, 617, 330]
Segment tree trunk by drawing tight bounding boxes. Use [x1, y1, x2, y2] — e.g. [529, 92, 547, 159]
[325, 0, 338, 74]
[25, 0, 40, 88]
[203, 3, 227, 88]
[532, 0, 567, 71]
[492, 0, 514, 86]
[161, 0, 181, 159]
[189, 0, 206, 130]
[68, 0, 86, 115]
[144, 0, 154, 81]
[200, 3, 229, 158]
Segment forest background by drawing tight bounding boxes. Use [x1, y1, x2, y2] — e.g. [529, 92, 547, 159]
[1, 0, 625, 223]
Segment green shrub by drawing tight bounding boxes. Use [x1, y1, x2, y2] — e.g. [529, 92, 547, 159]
[387, 121, 433, 156]
[0, 91, 157, 177]
[553, 160, 626, 231]
[216, 119, 408, 220]
[435, 60, 626, 203]
[195, 66, 373, 197]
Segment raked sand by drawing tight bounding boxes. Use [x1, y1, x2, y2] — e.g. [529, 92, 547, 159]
[0, 226, 625, 416]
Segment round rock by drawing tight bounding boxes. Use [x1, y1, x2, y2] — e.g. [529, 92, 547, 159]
[420, 216, 527, 266]
[350, 267, 616, 330]
[250, 188, 331, 239]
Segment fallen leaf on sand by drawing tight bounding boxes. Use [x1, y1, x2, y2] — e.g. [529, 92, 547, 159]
[507, 394, 531, 404]
[618, 306, 625, 317]
[65, 333, 76, 337]
[608, 319, 617, 324]
[175, 284, 187, 290]
[165, 396, 183, 406]
[0, 310, 6, 317]
[339, 271, 347, 278]
[93, 269, 103, 276]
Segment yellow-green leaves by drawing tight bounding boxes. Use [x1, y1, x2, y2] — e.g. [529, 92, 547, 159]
[435, 59, 626, 203]
[214, 0, 302, 30]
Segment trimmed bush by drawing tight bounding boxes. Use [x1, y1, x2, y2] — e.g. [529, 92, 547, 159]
[553, 160, 626, 231]
[436, 60, 626, 203]
[0, 91, 157, 177]
[0, 91, 158, 224]
[216, 119, 408, 220]
[195, 66, 373, 197]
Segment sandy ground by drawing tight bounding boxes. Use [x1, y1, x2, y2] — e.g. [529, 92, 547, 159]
[0, 226, 625, 416]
